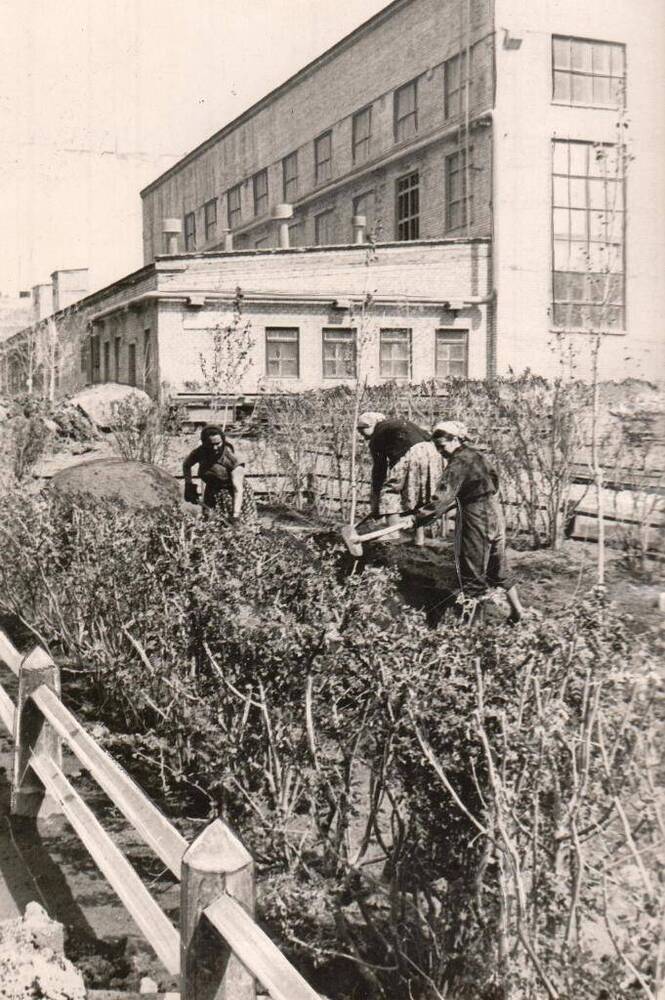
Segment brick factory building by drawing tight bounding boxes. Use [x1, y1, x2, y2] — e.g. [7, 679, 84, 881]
[3, 0, 664, 399]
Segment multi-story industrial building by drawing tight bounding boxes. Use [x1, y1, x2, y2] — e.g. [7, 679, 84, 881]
[3, 0, 663, 400]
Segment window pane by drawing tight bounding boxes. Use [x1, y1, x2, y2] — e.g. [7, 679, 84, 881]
[568, 178, 587, 208]
[569, 143, 588, 175]
[552, 176, 569, 207]
[552, 37, 570, 70]
[553, 240, 570, 270]
[569, 240, 589, 270]
[571, 73, 593, 104]
[571, 39, 592, 72]
[552, 141, 568, 175]
[553, 71, 571, 102]
[592, 75, 611, 106]
[610, 44, 625, 77]
[570, 208, 587, 238]
[592, 42, 611, 74]
[553, 208, 569, 237]
[588, 178, 607, 210]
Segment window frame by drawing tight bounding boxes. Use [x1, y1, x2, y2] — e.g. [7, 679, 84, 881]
[184, 211, 196, 251]
[314, 209, 335, 246]
[114, 335, 121, 381]
[552, 35, 626, 109]
[444, 51, 468, 119]
[253, 169, 269, 217]
[395, 171, 420, 241]
[283, 151, 299, 202]
[379, 328, 412, 381]
[322, 327, 357, 379]
[103, 340, 110, 382]
[128, 342, 137, 387]
[227, 184, 242, 229]
[315, 131, 333, 184]
[265, 327, 300, 379]
[352, 105, 372, 164]
[204, 198, 218, 241]
[435, 329, 469, 379]
[446, 148, 474, 231]
[394, 78, 418, 142]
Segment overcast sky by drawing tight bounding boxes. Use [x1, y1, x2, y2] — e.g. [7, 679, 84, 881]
[0, 0, 389, 297]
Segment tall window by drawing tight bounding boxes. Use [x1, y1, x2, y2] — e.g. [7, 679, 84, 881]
[394, 79, 418, 142]
[184, 212, 196, 251]
[315, 131, 332, 184]
[444, 51, 468, 118]
[283, 152, 298, 201]
[227, 184, 242, 229]
[103, 341, 110, 382]
[128, 342, 137, 387]
[204, 199, 217, 241]
[352, 106, 372, 164]
[288, 222, 301, 247]
[552, 36, 626, 108]
[143, 328, 152, 385]
[435, 330, 468, 377]
[446, 149, 473, 230]
[323, 328, 356, 378]
[253, 169, 269, 216]
[266, 328, 299, 378]
[92, 335, 101, 382]
[396, 171, 419, 241]
[380, 329, 411, 380]
[315, 210, 334, 245]
[552, 140, 625, 330]
[114, 336, 121, 381]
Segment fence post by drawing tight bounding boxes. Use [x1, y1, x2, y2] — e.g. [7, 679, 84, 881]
[12, 646, 63, 818]
[181, 818, 255, 1000]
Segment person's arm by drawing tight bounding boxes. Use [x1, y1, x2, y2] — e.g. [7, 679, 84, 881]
[414, 458, 466, 525]
[370, 440, 388, 516]
[230, 465, 245, 518]
[182, 448, 201, 503]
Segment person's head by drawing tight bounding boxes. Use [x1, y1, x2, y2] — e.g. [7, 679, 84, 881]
[200, 424, 225, 455]
[431, 419, 469, 457]
[356, 411, 386, 441]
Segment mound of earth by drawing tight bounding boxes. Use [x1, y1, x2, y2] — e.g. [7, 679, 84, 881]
[68, 384, 150, 430]
[49, 458, 180, 509]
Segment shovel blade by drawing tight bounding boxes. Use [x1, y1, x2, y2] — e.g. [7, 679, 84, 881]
[340, 524, 363, 557]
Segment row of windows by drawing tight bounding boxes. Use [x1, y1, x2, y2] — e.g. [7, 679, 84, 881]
[181, 47, 477, 251]
[265, 327, 468, 380]
[88, 330, 152, 387]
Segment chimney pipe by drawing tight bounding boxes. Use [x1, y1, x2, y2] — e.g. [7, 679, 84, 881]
[162, 218, 182, 255]
[222, 230, 234, 252]
[272, 203, 294, 249]
[352, 214, 367, 244]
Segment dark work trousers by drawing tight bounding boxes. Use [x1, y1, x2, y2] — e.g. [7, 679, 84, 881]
[454, 496, 514, 598]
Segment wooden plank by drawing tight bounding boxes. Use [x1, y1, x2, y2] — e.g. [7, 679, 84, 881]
[0, 684, 16, 735]
[205, 894, 321, 1000]
[12, 648, 62, 819]
[0, 629, 23, 676]
[29, 751, 180, 976]
[31, 683, 187, 878]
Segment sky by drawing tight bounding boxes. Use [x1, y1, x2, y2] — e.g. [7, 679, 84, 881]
[0, 0, 390, 298]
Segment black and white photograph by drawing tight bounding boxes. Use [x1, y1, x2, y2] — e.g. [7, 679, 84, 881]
[0, 1, 663, 997]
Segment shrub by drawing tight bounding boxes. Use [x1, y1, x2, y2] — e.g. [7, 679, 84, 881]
[9, 415, 51, 482]
[109, 394, 184, 465]
[0, 492, 661, 999]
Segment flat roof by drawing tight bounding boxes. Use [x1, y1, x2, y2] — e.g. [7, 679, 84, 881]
[140, 0, 410, 197]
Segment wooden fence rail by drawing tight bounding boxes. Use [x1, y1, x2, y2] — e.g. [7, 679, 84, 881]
[0, 628, 321, 1000]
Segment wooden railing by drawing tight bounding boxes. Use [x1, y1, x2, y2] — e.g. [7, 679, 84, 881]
[0, 630, 321, 1000]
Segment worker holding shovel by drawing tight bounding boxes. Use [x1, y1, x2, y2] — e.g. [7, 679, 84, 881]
[413, 420, 525, 624]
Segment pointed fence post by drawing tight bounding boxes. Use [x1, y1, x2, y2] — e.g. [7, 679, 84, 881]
[181, 818, 255, 1000]
[12, 646, 63, 818]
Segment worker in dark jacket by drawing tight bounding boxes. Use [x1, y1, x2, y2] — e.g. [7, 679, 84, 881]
[413, 420, 525, 623]
[357, 411, 442, 522]
[182, 424, 257, 522]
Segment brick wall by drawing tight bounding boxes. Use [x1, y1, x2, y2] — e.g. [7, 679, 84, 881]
[142, 0, 495, 260]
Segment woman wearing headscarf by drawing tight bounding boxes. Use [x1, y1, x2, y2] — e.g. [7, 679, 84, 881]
[356, 411, 442, 522]
[182, 424, 257, 522]
[413, 420, 525, 623]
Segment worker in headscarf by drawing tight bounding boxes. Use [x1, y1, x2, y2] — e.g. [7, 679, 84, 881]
[182, 424, 257, 522]
[413, 420, 525, 623]
[356, 411, 442, 523]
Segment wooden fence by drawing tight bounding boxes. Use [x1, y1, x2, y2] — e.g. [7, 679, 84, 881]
[0, 629, 321, 1000]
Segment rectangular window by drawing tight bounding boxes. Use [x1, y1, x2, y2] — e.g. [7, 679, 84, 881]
[143, 329, 152, 385]
[92, 335, 101, 382]
[553, 36, 626, 108]
[322, 327, 356, 379]
[444, 51, 468, 119]
[128, 342, 137, 387]
[394, 78, 418, 142]
[288, 222, 301, 247]
[227, 184, 242, 229]
[315, 131, 332, 184]
[552, 139, 625, 330]
[446, 149, 473, 230]
[266, 328, 299, 378]
[114, 336, 121, 381]
[380, 328, 411, 380]
[396, 171, 420, 241]
[80, 344, 87, 374]
[103, 341, 110, 382]
[352, 106, 372, 164]
[435, 330, 468, 377]
[184, 212, 196, 251]
[204, 198, 217, 241]
[315, 210, 334, 245]
[283, 152, 298, 201]
[253, 169, 269, 216]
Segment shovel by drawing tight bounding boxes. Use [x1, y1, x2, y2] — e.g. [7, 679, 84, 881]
[340, 514, 415, 558]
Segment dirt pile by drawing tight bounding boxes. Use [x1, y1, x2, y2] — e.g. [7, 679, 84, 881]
[49, 458, 180, 509]
[0, 901, 85, 1000]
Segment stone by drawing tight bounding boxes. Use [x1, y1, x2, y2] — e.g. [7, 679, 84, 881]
[0, 901, 85, 1000]
[68, 384, 151, 431]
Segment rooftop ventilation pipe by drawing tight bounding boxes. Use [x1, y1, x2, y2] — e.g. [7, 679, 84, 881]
[272, 204, 294, 248]
[162, 219, 182, 255]
[352, 214, 367, 244]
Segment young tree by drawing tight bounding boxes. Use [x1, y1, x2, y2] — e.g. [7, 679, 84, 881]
[199, 287, 255, 429]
